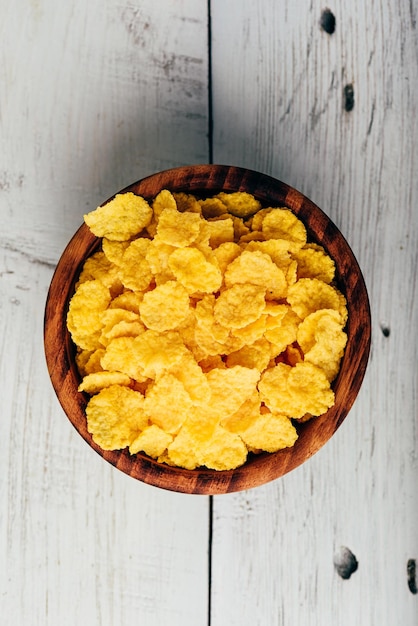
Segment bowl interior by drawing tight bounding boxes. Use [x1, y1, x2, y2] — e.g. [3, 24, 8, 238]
[44, 164, 371, 494]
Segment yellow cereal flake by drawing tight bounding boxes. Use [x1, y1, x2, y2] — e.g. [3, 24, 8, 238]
[168, 247, 222, 294]
[195, 295, 229, 343]
[85, 385, 148, 450]
[287, 361, 335, 417]
[118, 238, 153, 292]
[169, 353, 211, 406]
[204, 217, 235, 247]
[104, 320, 145, 345]
[187, 412, 223, 452]
[226, 338, 272, 372]
[100, 336, 147, 381]
[230, 315, 267, 345]
[109, 290, 143, 313]
[78, 370, 132, 394]
[126, 330, 188, 379]
[67, 280, 111, 351]
[129, 424, 173, 457]
[258, 362, 334, 419]
[75, 349, 94, 377]
[166, 427, 200, 470]
[139, 281, 190, 331]
[99, 308, 142, 345]
[172, 192, 202, 214]
[297, 309, 347, 381]
[212, 241, 242, 273]
[262, 208, 307, 252]
[238, 230, 265, 244]
[145, 239, 177, 282]
[144, 372, 193, 434]
[102, 239, 130, 265]
[258, 363, 301, 417]
[214, 284, 266, 329]
[77, 350, 105, 379]
[221, 393, 262, 434]
[167, 407, 224, 469]
[196, 425, 248, 470]
[215, 191, 261, 218]
[76, 251, 120, 289]
[287, 278, 347, 322]
[231, 215, 250, 240]
[249, 207, 273, 231]
[83, 348, 106, 374]
[155, 207, 202, 247]
[68, 189, 349, 470]
[294, 244, 336, 283]
[245, 238, 292, 267]
[84, 193, 152, 241]
[153, 189, 178, 215]
[199, 196, 228, 218]
[264, 307, 301, 356]
[77, 259, 122, 300]
[205, 365, 260, 417]
[239, 411, 298, 452]
[224, 250, 288, 300]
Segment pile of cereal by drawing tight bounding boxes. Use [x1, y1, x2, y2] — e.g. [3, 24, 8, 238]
[67, 189, 347, 470]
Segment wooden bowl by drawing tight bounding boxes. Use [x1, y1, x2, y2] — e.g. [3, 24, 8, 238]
[44, 165, 371, 494]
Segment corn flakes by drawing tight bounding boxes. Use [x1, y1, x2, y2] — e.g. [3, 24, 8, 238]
[84, 192, 152, 241]
[205, 365, 261, 417]
[155, 207, 202, 248]
[67, 279, 111, 351]
[78, 370, 132, 394]
[195, 425, 248, 471]
[297, 309, 347, 381]
[118, 238, 153, 292]
[261, 208, 307, 252]
[262, 361, 334, 419]
[293, 243, 336, 283]
[168, 247, 222, 294]
[129, 424, 173, 457]
[224, 249, 288, 300]
[108, 290, 143, 313]
[215, 191, 261, 218]
[86, 385, 148, 450]
[139, 281, 190, 331]
[68, 188, 348, 471]
[214, 283, 266, 329]
[144, 372, 193, 434]
[239, 411, 298, 453]
[287, 278, 347, 322]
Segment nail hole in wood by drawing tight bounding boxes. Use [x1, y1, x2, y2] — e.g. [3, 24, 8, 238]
[333, 546, 358, 579]
[344, 84, 355, 112]
[407, 559, 417, 594]
[320, 8, 336, 34]
[380, 323, 390, 337]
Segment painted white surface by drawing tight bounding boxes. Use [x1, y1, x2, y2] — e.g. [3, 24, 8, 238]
[1, 2, 209, 625]
[210, 1, 418, 624]
[1, 0, 417, 624]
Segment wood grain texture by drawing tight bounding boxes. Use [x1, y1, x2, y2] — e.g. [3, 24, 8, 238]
[1, 2, 210, 625]
[2, 0, 417, 622]
[44, 165, 370, 494]
[210, 0, 418, 624]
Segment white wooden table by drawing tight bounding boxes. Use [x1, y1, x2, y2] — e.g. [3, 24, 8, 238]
[1, 1, 417, 624]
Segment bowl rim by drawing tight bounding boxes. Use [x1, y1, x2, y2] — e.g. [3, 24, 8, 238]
[44, 164, 371, 494]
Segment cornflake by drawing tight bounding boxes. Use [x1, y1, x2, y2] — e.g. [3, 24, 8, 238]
[67, 189, 348, 471]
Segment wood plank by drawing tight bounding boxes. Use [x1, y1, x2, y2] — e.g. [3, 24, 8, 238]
[1, 1, 210, 624]
[210, 0, 418, 623]
[1, 0, 209, 265]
